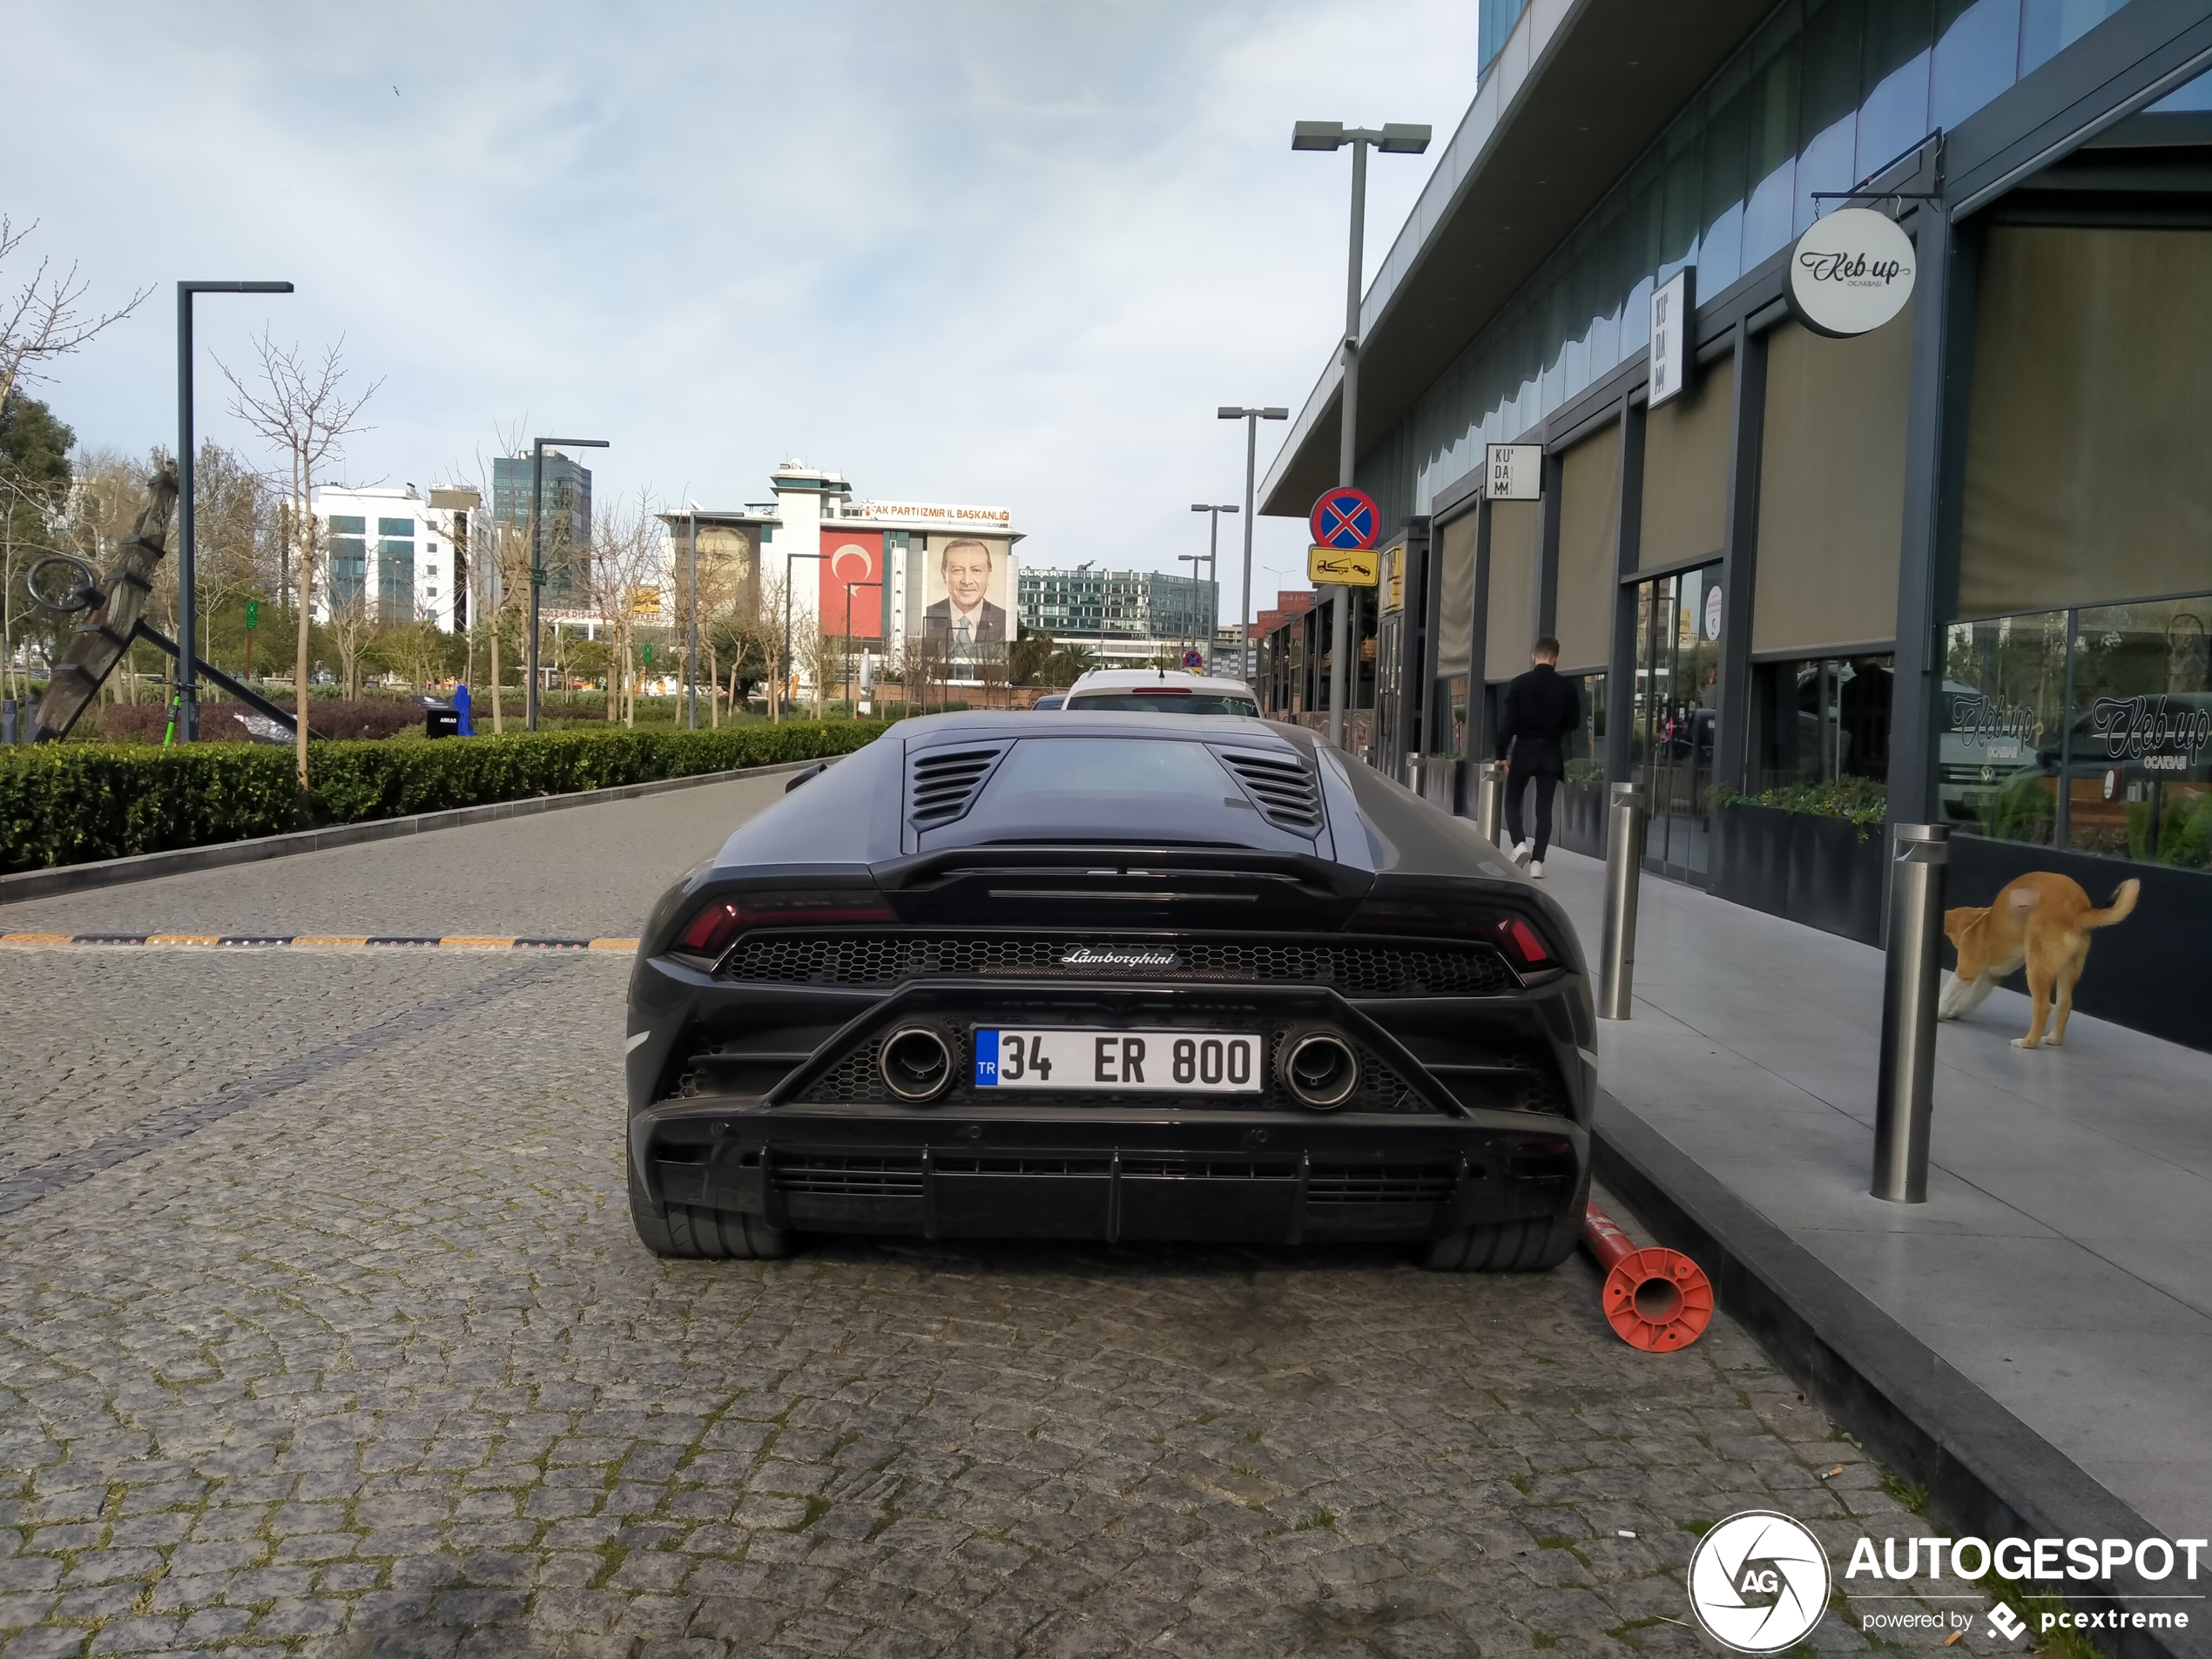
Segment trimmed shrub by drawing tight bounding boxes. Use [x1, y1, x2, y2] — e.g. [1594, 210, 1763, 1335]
[0, 721, 888, 873]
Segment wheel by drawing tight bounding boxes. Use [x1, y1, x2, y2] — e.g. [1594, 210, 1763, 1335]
[1423, 1166, 1589, 1272]
[628, 1161, 791, 1260]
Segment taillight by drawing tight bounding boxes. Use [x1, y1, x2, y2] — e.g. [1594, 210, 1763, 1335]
[671, 893, 895, 960]
[1499, 918, 1552, 968]
[1348, 897, 1559, 973]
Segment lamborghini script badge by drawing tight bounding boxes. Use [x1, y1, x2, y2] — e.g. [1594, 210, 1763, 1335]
[1059, 946, 1181, 970]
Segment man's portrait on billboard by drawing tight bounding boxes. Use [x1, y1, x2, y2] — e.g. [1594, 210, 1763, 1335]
[921, 536, 1008, 651]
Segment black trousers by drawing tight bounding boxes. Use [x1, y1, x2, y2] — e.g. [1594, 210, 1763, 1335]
[1503, 765, 1560, 859]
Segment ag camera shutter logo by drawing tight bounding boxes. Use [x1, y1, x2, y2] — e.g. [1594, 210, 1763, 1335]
[1688, 1511, 1833, 1652]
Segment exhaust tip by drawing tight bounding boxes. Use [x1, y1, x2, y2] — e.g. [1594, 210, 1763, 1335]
[880, 1025, 954, 1102]
[1280, 1030, 1359, 1109]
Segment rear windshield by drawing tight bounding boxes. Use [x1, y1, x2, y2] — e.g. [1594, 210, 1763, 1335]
[1067, 692, 1258, 716]
[927, 737, 1315, 847]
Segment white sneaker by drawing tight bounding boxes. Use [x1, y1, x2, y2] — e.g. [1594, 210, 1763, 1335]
[1510, 840, 1532, 867]
[1527, 860, 1544, 879]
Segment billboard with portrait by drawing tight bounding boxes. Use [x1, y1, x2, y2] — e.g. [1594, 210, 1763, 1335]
[819, 528, 884, 640]
[917, 533, 1012, 658]
[692, 523, 759, 622]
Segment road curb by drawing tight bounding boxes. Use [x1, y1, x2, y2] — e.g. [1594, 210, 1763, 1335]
[1593, 1092, 2208, 1659]
[0, 757, 823, 907]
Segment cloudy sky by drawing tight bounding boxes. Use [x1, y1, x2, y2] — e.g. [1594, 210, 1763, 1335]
[7, 1, 1478, 625]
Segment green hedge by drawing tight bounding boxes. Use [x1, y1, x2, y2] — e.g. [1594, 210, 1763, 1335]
[0, 722, 888, 873]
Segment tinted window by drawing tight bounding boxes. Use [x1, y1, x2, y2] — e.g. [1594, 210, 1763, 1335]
[1068, 693, 1259, 715]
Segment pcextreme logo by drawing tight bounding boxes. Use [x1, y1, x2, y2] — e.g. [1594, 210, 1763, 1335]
[1687, 1512, 1832, 1653]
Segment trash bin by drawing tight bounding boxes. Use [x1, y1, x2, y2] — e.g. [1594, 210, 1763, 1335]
[421, 700, 460, 738]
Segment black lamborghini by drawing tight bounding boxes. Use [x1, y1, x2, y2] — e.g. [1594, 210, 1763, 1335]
[625, 712, 1596, 1270]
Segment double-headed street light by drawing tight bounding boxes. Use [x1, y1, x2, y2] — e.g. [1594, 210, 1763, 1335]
[1293, 118, 1429, 748]
[178, 280, 293, 741]
[1187, 502, 1237, 671]
[527, 436, 609, 732]
[1217, 406, 1288, 678]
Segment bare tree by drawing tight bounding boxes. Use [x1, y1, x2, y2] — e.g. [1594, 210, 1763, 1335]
[0, 218, 151, 419]
[220, 334, 376, 785]
[586, 491, 668, 729]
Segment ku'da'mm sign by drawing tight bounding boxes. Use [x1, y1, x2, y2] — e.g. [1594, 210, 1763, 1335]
[1788, 207, 1916, 337]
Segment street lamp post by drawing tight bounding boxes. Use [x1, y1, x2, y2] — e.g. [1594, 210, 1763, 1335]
[1187, 502, 1238, 671]
[177, 280, 293, 741]
[527, 436, 609, 732]
[780, 550, 826, 724]
[1217, 407, 1288, 679]
[1292, 119, 1429, 748]
[686, 509, 698, 731]
[842, 579, 882, 712]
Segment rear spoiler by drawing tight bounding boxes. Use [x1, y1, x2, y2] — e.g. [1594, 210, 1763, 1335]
[870, 844, 1372, 900]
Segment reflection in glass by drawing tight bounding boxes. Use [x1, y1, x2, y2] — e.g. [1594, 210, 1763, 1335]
[2066, 599, 2212, 867]
[1941, 609, 2070, 846]
[1632, 565, 1724, 878]
[1751, 655, 1894, 793]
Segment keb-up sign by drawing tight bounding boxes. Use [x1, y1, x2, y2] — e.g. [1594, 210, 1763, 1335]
[1308, 546, 1379, 587]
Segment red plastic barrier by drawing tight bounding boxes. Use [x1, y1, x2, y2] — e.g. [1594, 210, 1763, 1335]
[1582, 1204, 1713, 1351]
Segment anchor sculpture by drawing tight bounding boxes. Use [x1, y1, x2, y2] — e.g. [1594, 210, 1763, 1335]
[26, 462, 321, 744]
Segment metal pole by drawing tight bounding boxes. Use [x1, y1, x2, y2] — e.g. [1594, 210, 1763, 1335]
[1474, 759, 1507, 846]
[686, 512, 698, 730]
[528, 440, 544, 732]
[1327, 137, 1368, 751]
[176, 287, 198, 742]
[781, 552, 792, 725]
[1598, 783, 1648, 1021]
[1206, 509, 1220, 671]
[1240, 415, 1258, 678]
[1872, 824, 1951, 1203]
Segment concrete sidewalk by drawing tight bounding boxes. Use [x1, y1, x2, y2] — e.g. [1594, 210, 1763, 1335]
[1541, 846, 2211, 1542]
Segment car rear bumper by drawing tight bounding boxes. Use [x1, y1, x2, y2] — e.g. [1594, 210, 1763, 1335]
[631, 1102, 1586, 1245]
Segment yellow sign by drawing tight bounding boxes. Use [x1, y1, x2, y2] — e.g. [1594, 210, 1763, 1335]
[1380, 545, 1404, 612]
[628, 586, 663, 617]
[1308, 545, 1379, 587]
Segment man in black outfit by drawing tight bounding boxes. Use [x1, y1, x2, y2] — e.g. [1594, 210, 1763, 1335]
[1494, 636, 1581, 878]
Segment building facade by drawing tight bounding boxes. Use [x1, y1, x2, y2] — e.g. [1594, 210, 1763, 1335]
[492, 452, 593, 609]
[1016, 567, 1221, 667]
[311, 485, 466, 631]
[1257, 0, 2212, 1049]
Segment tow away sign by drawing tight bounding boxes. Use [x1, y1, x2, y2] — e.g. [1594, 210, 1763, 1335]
[1308, 545, 1379, 587]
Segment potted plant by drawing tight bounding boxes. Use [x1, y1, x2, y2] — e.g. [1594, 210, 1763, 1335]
[1713, 776, 1888, 945]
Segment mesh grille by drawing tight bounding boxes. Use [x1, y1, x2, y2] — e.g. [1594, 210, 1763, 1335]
[720, 933, 1514, 997]
[1214, 748, 1324, 833]
[1305, 1163, 1458, 1204]
[772, 1154, 925, 1197]
[909, 745, 1005, 828]
[767, 1154, 1460, 1205]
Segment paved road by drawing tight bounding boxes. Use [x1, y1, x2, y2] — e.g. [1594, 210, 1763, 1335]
[0, 772, 792, 942]
[0, 783, 1984, 1657]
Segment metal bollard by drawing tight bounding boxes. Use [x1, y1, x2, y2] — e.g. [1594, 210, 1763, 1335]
[1598, 784, 1646, 1021]
[1474, 761, 1507, 846]
[0, 698, 16, 745]
[1872, 824, 1950, 1203]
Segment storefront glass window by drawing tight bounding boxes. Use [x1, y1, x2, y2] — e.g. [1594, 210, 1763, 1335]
[1567, 673, 1608, 781]
[1940, 608, 2072, 849]
[1633, 565, 1725, 879]
[1368, 0, 2147, 529]
[2063, 598, 2212, 869]
[1752, 655, 1893, 794]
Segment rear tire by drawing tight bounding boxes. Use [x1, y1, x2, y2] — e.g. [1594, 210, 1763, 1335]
[628, 1162, 791, 1260]
[1424, 1166, 1588, 1272]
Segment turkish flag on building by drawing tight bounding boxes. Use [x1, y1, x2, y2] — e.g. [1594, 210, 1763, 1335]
[819, 529, 883, 640]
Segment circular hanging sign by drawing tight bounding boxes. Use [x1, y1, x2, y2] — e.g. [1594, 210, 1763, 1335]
[1310, 486, 1380, 550]
[1181, 648, 1205, 671]
[1787, 208, 1915, 338]
[1703, 586, 1723, 642]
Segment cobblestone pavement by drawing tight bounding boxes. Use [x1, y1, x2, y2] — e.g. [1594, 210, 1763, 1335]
[0, 792, 1993, 1657]
[0, 770, 789, 941]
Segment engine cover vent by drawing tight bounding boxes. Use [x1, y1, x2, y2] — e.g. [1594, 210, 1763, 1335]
[1214, 748, 1324, 833]
[908, 744, 1007, 830]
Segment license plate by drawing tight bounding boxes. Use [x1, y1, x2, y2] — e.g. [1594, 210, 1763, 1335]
[974, 1028, 1261, 1092]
